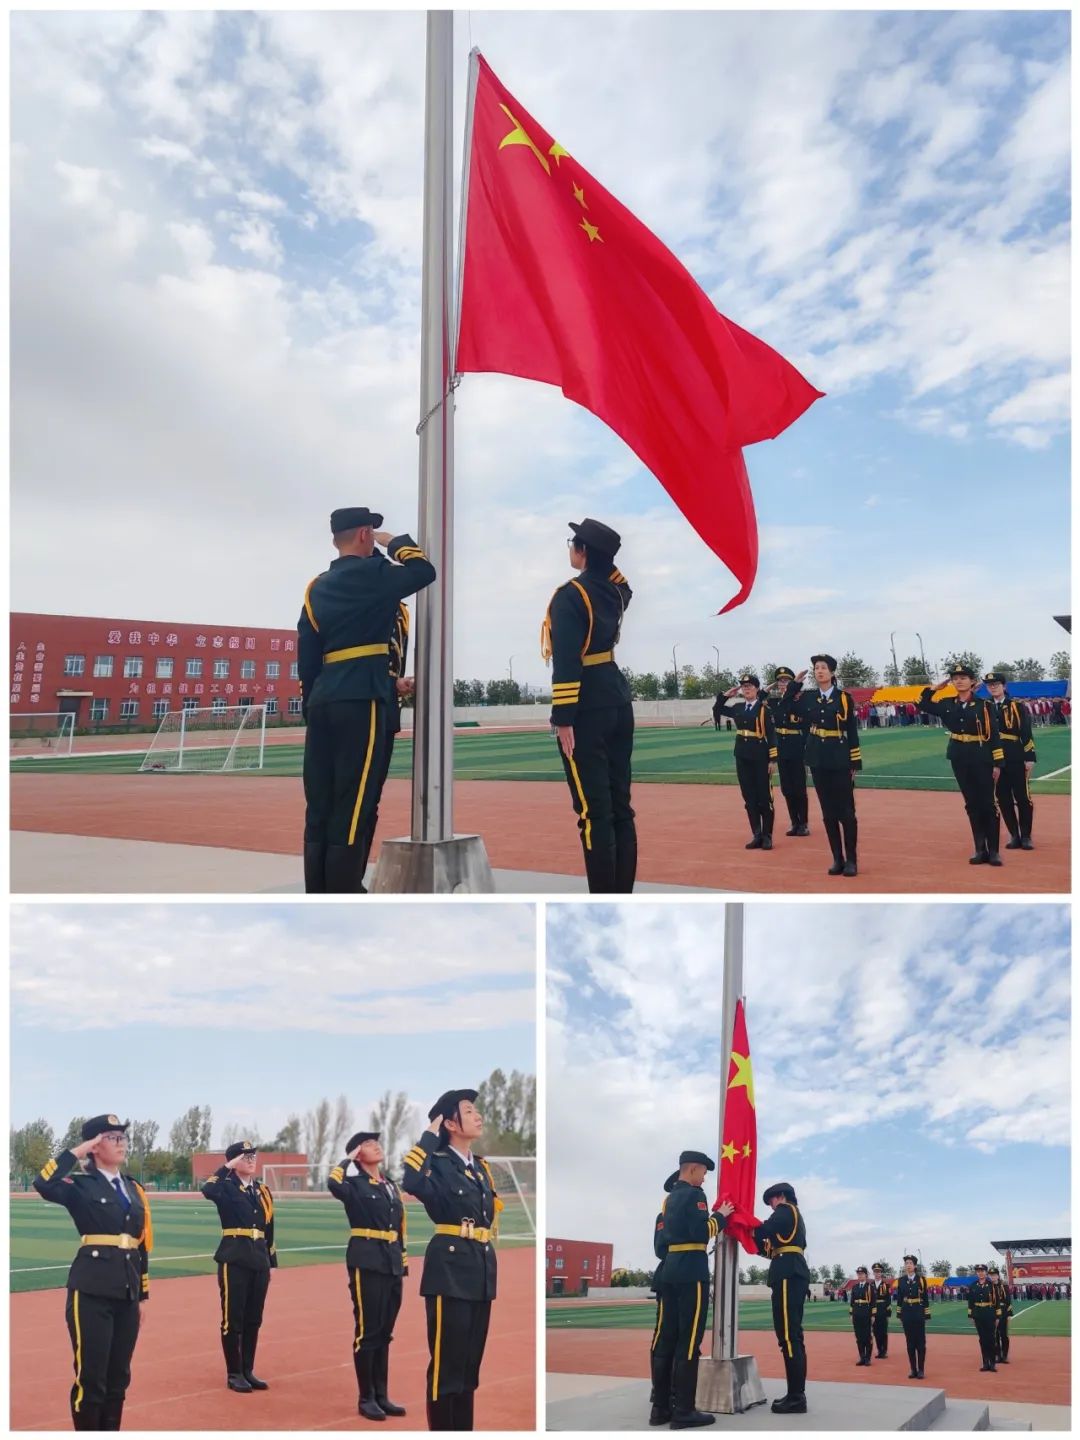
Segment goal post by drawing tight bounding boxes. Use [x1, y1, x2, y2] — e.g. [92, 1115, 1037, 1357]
[261, 1161, 320, 1193]
[10, 711, 75, 757]
[481, 1155, 536, 1241]
[139, 704, 267, 773]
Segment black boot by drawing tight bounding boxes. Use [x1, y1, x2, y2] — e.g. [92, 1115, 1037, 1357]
[325, 843, 368, 894]
[72, 1403, 104, 1430]
[582, 841, 618, 893]
[357, 1350, 387, 1420]
[649, 1354, 673, 1425]
[100, 1400, 125, 1430]
[1005, 831, 1022, 850]
[745, 832, 763, 849]
[614, 822, 638, 894]
[670, 1412, 716, 1429]
[242, 1325, 268, 1389]
[1020, 836, 1035, 850]
[426, 1396, 456, 1430]
[985, 812, 1002, 865]
[374, 1346, 406, 1416]
[771, 1395, 807, 1413]
[227, 1374, 254, 1392]
[303, 841, 327, 893]
[453, 1391, 475, 1430]
[825, 819, 845, 874]
[842, 815, 857, 875]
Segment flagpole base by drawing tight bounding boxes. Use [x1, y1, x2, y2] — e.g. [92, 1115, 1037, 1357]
[696, 1355, 767, 1415]
[369, 834, 495, 893]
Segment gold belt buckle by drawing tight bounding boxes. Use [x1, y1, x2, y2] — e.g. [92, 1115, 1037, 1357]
[460, 1218, 475, 1239]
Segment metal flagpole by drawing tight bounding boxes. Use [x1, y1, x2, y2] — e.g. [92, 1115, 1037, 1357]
[696, 902, 766, 1413]
[371, 12, 493, 892]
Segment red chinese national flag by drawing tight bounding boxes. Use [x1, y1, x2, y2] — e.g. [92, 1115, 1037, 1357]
[712, 999, 762, 1254]
[456, 55, 823, 612]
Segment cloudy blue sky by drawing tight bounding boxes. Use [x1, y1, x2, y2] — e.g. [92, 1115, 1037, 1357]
[10, 902, 536, 1144]
[547, 902, 1070, 1272]
[10, 11, 1070, 685]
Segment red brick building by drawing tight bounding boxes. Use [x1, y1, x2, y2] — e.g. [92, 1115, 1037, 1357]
[192, 1151, 309, 1188]
[9, 612, 303, 730]
[546, 1237, 613, 1296]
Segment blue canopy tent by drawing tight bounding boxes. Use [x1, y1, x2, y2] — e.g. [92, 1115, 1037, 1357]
[974, 680, 1070, 699]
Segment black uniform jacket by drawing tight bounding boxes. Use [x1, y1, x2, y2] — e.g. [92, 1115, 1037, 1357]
[545, 566, 632, 726]
[967, 1279, 998, 1317]
[654, 1180, 724, 1285]
[874, 1278, 892, 1315]
[992, 1280, 1011, 1316]
[34, 1152, 151, 1301]
[328, 1160, 408, 1276]
[400, 1131, 500, 1302]
[849, 1281, 876, 1317]
[753, 1202, 811, 1287]
[918, 690, 1004, 766]
[724, 696, 778, 761]
[652, 1208, 669, 1285]
[786, 684, 862, 771]
[388, 602, 410, 735]
[298, 537, 436, 712]
[201, 1168, 277, 1271]
[993, 694, 1036, 764]
[767, 690, 809, 759]
[896, 1273, 930, 1317]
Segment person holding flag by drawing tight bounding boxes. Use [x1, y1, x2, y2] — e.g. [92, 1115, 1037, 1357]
[896, 1255, 930, 1379]
[753, 1184, 811, 1414]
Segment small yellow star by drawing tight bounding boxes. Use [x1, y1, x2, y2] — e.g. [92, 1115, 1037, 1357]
[572, 182, 588, 210]
[721, 1141, 737, 1163]
[580, 217, 603, 243]
[742, 1143, 752, 1159]
[549, 141, 571, 165]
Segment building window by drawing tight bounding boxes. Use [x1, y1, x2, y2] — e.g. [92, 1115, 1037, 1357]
[156, 658, 174, 679]
[93, 655, 114, 678]
[63, 654, 86, 677]
[119, 699, 139, 719]
[186, 658, 203, 678]
[240, 660, 256, 679]
[152, 699, 169, 719]
[213, 659, 229, 679]
[266, 697, 279, 715]
[90, 698, 108, 722]
[290, 662, 299, 679]
[182, 697, 199, 713]
[123, 657, 143, 679]
[555, 1258, 564, 1270]
[582, 1258, 590, 1272]
[211, 697, 227, 713]
[288, 696, 303, 715]
[238, 696, 253, 710]
[266, 661, 281, 679]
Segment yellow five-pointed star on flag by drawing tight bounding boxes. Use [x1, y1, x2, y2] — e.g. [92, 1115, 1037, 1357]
[580, 217, 603, 243]
[721, 1140, 738, 1163]
[572, 182, 588, 209]
[728, 1049, 755, 1109]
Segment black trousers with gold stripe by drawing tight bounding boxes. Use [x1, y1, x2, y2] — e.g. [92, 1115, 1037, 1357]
[424, 1294, 491, 1429]
[770, 1274, 808, 1398]
[303, 699, 388, 891]
[65, 1289, 141, 1430]
[349, 1267, 402, 1354]
[650, 1280, 708, 1415]
[556, 705, 636, 893]
[996, 758, 1033, 840]
[777, 753, 809, 828]
[951, 757, 1001, 856]
[735, 749, 774, 838]
[217, 1263, 270, 1378]
[900, 1307, 926, 1372]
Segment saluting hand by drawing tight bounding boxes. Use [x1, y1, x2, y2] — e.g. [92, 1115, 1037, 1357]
[373, 530, 394, 547]
[224, 1154, 244, 1171]
[794, 669, 808, 683]
[556, 725, 575, 759]
[427, 1114, 443, 1137]
[71, 1137, 100, 1160]
[724, 685, 738, 698]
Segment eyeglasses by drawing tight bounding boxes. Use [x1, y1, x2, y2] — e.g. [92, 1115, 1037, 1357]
[100, 1134, 127, 1144]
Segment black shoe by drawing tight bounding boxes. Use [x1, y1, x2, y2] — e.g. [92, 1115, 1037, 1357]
[770, 1395, 807, 1414]
[1005, 835, 1022, 850]
[377, 1398, 407, 1417]
[649, 1408, 673, 1426]
[828, 860, 845, 875]
[843, 859, 858, 877]
[856, 1359, 870, 1366]
[989, 1363, 996, 1372]
[244, 1373, 269, 1391]
[785, 826, 799, 837]
[670, 1411, 716, 1429]
[917, 1369, 925, 1379]
[969, 852, 988, 865]
[227, 1375, 254, 1393]
[876, 1353, 887, 1359]
[745, 834, 763, 849]
[761, 834, 773, 850]
[1020, 837, 1034, 850]
[359, 1398, 388, 1421]
[986, 852, 1003, 866]
[908, 1371, 918, 1379]
[979, 1364, 991, 1372]
[795, 825, 811, 836]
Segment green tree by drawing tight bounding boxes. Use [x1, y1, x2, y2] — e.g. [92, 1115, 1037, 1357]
[883, 662, 901, 685]
[475, 1067, 536, 1154]
[486, 678, 522, 706]
[634, 671, 661, 700]
[990, 661, 1017, 682]
[1012, 657, 1045, 681]
[11, 1119, 56, 1178]
[831, 1263, 847, 1286]
[873, 1258, 896, 1277]
[1049, 649, 1070, 679]
[467, 679, 485, 705]
[954, 1265, 970, 1277]
[128, 1120, 160, 1175]
[59, 1117, 90, 1154]
[453, 679, 472, 706]
[168, 1105, 212, 1156]
[837, 652, 878, 687]
[143, 1150, 176, 1185]
[367, 1090, 420, 1173]
[901, 655, 931, 685]
[661, 669, 678, 699]
[268, 1115, 302, 1152]
[930, 1260, 951, 1278]
[680, 666, 705, 699]
[941, 650, 982, 679]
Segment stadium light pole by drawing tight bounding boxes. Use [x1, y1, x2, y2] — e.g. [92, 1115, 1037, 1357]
[889, 631, 899, 682]
[672, 642, 681, 698]
[697, 902, 766, 1415]
[508, 655, 515, 685]
[712, 644, 721, 682]
[915, 632, 928, 681]
[371, 15, 494, 893]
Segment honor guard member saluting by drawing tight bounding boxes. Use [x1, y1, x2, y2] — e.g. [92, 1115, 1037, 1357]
[897, 1254, 930, 1379]
[298, 507, 436, 894]
[33, 1116, 152, 1431]
[919, 666, 1005, 866]
[354, 600, 414, 885]
[967, 1264, 998, 1372]
[648, 1152, 733, 1430]
[786, 656, 862, 876]
[721, 676, 778, 850]
[542, 518, 636, 893]
[984, 672, 1036, 850]
[988, 1265, 1012, 1364]
[849, 1267, 876, 1366]
[201, 1141, 276, 1393]
[328, 1131, 408, 1420]
[754, 1182, 811, 1415]
[871, 1262, 891, 1359]
[400, 1089, 501, 1431]
[768, 667, 810, 836]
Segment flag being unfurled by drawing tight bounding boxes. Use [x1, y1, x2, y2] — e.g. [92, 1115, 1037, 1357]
[712, 998, 763, 1253]
[456, 54, 823, 613]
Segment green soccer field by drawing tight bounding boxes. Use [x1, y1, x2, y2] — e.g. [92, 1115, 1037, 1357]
[545, 1298, 1072, 1339]
[11, 1195, 534, 1294]
[10, 725, 1072, 794]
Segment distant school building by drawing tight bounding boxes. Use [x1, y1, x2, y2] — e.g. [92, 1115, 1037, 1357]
[546, 1237, 614, 1296]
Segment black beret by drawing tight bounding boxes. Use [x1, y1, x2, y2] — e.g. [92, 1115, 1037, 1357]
[948, 663, 975, 679]
[975, 1263, 988, 1271]
[762, 1181, 798, 1206]
[902, 1254, 918, 1265]
[569, 517, 622, 555]
[810, 654, 838, 672]
[856, 1266, 869, 1275]
[428, 1088, 478, 1123]
[984, 671, 1007, 685]
[679, 1149, 715, 1170]
[82, 1114, 128, 1141]
[739, 674, 760, 688]
[331, 506, 383, 533]
[346, 1131, 380, 1153]
[225, 1140, 257, 1162]
[774, 667, 795, 682]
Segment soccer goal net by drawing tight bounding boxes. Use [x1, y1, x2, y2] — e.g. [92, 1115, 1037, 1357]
[10, 711, 75, 757]
[482, 1156, 536, 1241]
[261, 1162, 320, 1193]
[139, 704, 267, 773]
